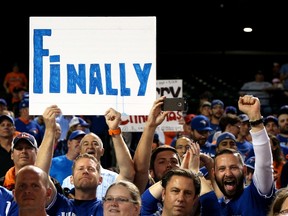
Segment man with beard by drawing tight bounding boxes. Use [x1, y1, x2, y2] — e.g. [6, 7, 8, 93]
[190, 115, 215, 157]
[276, 105, 288, 147]
[212, 95, 275, 215]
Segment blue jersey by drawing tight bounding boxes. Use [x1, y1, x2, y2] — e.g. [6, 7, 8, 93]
[50, 155, 73, 185]
[0, 186, 18, 216]
[218, 180, 275, 216]
[141, 186, 221, 216]
[47, 193, 103, 216]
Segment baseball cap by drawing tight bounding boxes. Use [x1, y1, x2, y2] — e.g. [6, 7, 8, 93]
[190, 115, 212, 131]
[216, 132, 236, 146]
[278, 105, 288, 117]
[211, 99, 224, 108]
[0, 98, 7, 106]
[12, 132, 38, 150]
[19, 99, 29, 109]
[0, 114, 15, 125]
[69, 116, 89, 128]
[238, 114, 249, 122]
[245, 156, 255, 170]
[184, 114, 196, 124]
[225, 106, 237, 115]
[68, 130, 86, 140]
[201, 101, 211, 108]
[264, 115, 278, 126]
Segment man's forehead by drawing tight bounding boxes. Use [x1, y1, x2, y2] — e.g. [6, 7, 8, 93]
[156, 150, 178, 158]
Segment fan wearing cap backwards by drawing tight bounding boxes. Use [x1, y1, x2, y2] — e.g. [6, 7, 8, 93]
[50, 130, 86, 185]
[0, 132, 63, 195]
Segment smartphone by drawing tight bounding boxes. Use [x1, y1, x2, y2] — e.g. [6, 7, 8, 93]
[162, 98, 187, 111]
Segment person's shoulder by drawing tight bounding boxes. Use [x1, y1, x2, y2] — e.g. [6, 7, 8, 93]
[52, 154, 67, 162]
[101, 167, 119, 177]
[0, 185, 13, 199]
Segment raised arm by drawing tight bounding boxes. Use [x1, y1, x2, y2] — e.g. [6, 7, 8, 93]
[35, 105, 61, 202]
[238, 95, 274, 194]
[133, 96, 169, 194]
[105, 108, 135, 182]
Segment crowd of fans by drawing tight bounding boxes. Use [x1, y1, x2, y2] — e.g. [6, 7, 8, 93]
[0, 61, 288, 215]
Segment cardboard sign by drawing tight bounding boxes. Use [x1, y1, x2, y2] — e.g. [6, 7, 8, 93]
[29, 17, 156, 115]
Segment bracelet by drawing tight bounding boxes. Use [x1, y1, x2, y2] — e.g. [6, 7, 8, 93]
[249, 117, 264, 127]
[108, 127, 121, 136]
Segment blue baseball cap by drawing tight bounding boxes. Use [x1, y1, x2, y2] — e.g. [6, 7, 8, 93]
[190, 115, 212, 131]
[225, 106, 237, 115]
[0, 98, 7, 106]
[69, 116, 89, 128]
[0, 114, 14, 125]
[216, 132, 236, 146]
[264, 115, 278, 126]
[238, 114, 249, 122]
[278, 105, 288, 117]
[19, 99, 29, 109]
[69, 130, 86, 140]
[211, 99, 224, 108]
[245, 156, 255, 170]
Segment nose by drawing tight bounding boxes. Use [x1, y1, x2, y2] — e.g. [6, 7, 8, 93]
[224, 168, 233, 176]
[176, 191, 185, 201]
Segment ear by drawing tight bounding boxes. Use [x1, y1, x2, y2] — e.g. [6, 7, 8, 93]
[12, 189, 16, 198]
[70, 175, 74, 185]
[98, 176, 103, 185]
[46, 187, 52, 198]
[243, 166, 247, 176]
[100, 148, 105, 157]
[161, 188, 166, 202]
[134, 204, 141, 215]
[149, 169, 155, 179]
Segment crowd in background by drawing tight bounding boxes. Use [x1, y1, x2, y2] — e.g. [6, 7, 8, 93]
[0, 60, 288, 215]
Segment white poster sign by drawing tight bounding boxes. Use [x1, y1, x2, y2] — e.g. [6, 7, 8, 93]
[29, 17, 156, 115]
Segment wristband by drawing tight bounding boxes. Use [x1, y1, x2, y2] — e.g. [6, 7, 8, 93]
[108, 127, 121, 136]
[249, 117, 264, 127]
[194, 171, 204, 178]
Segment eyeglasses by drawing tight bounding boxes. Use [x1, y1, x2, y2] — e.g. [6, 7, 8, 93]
[102, 196, 138, 204]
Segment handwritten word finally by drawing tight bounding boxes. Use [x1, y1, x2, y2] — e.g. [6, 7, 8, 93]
[33, 29, 152, 96]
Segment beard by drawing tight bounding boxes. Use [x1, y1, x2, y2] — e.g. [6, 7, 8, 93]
[215, 174, 245, 199]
